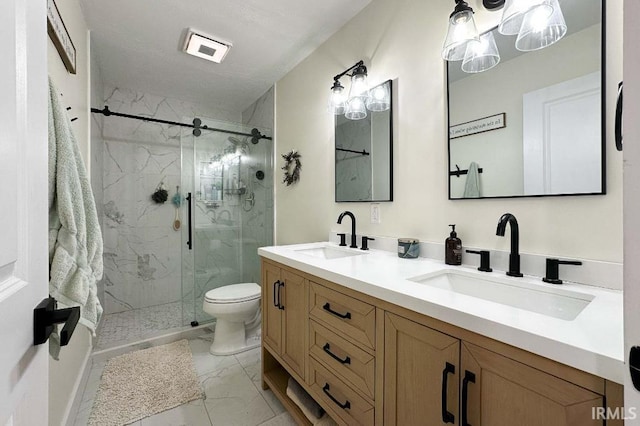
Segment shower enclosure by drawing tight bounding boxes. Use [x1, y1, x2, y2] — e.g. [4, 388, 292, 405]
[95, 105, 272, 351]
[180, 119, 273, 326]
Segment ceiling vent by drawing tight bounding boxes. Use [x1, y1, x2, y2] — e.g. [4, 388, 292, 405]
[183, 29, 232, 63]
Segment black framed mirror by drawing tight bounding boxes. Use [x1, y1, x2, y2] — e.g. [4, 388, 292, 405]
[335, 80, 393, 202]
[447, 0, 605, 199]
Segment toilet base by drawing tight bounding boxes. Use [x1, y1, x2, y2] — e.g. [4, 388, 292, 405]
[209, 318, 261, 356]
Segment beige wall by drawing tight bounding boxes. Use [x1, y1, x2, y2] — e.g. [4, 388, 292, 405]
[47, 0, 93, 424]
[275, 0, 623, 263]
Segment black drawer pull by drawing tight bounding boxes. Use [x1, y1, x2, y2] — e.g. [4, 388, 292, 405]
[322, 303, 351, 319]
[441, 362, 455, 424]
[462, 370, 476, 426]
[322, 383, 351, 410]
[277, 281, 285, 310]
[323, 343, 351, 365]
[273, 281, 279, 307]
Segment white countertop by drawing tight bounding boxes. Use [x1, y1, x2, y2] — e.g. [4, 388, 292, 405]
[259, 242, 624, 384]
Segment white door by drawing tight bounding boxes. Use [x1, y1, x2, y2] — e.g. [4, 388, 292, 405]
[624, 0, 640, 422]
[522, 72, 602, 195]
[0, 0, 50, 424]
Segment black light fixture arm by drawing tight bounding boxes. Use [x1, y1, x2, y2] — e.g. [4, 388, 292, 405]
[332, 60, 366, 82]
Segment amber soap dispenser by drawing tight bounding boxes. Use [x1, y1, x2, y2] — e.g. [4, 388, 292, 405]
[445, 224, 462, 265]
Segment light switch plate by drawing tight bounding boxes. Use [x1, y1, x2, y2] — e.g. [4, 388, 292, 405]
[371, 204, 381, 223]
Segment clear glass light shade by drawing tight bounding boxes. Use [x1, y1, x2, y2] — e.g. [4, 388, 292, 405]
[349, 72, 369, 99]
[442, 10, 479, 61]
[345, 97, 367, 120]
[498, 0, 552, 35]
[328, 83, 346, 115]
[462, 31, 501, 73]
[516, 0, 567, 51]
[366, 84, 391, 112]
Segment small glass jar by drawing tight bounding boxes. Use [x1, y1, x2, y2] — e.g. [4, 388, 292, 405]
[398, 238, 420, 259]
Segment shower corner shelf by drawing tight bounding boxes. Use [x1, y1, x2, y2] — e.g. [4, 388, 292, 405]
[225, 188, 247, 196]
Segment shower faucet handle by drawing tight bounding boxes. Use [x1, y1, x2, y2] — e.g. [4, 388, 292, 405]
[337, 233, 347, 246]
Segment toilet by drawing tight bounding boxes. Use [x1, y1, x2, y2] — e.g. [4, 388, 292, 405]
[203, 283, 262, 356]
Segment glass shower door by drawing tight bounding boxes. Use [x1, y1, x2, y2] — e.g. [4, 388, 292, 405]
[181, 120, 273, 326]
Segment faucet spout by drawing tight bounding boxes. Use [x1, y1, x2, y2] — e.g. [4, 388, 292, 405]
[337, 211, 357, 248]
[496, 213, 523, 277]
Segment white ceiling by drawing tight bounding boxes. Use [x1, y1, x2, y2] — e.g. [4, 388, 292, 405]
[80, 0, 372, 112]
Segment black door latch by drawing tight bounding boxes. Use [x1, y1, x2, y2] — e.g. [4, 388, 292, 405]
[34, 297, 80, 346]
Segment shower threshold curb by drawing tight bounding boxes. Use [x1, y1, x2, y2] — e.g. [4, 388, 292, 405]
[92, 322, 215, 363]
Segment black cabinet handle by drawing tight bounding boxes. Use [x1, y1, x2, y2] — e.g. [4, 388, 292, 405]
[322, 383, 351, 410]
[441, 362, 455, 424]
[322, 303, 351, 319]
[462, 370, 476, 426]
[323, 343, 351, 365]
[186, 193, 193, 250]
[272, 281, 280, 307]
[277, 282, 285, 310]
[616, 81, 623, 151]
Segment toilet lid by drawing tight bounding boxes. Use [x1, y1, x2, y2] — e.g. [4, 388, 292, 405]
[204, 283, 261, 304]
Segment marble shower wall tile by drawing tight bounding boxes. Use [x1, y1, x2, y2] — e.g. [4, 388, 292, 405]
[102, 86, 240, 146]
[242, 87, 274, 131]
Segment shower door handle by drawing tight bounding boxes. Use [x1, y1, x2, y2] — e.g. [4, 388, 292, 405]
[186, 192, 193, 250]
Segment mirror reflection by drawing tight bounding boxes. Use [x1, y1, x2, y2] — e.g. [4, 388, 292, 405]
[448, 0, 604, 199]
[335, 80, 393, 202]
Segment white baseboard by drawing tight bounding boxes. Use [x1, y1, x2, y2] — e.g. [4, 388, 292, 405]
[62, 342, 92, 426]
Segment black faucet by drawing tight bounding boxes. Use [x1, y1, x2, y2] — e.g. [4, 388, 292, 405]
[543, 258, 582, 284]
[496, 213, 523, 277]
[337, 211, 357, 248]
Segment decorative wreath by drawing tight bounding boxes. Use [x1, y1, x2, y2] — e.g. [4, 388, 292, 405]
[281, 150, 302, 186]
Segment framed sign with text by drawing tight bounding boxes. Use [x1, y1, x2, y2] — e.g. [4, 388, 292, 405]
[450, 113, 506, 139]
[47, 0, 76, 74]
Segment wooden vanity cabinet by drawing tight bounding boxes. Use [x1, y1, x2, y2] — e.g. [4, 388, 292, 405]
[384, 313, 605, 426]
[384, 312, 460, 426]
[260, 259, 623, 426]
[460, 342, 603, 426]
[262, 261, 307, 380]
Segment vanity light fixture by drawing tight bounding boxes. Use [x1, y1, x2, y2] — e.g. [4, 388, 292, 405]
[328, 60, 390, 121]
[515, 0, 567, 51]
[498, 0, 553, 35]
[462, 31, 501, 73]
[442, 0, 480, 61]
[444, 0, 567, 74]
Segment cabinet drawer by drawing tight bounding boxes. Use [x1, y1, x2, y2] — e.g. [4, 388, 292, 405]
[309, 282, 376, 351]
[309, 358, 374, 426]
[309, 320, 375, 401]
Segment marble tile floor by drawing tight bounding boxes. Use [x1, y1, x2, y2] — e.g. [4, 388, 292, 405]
[96, 302, 198, 350]
[71, 334, 297, 426]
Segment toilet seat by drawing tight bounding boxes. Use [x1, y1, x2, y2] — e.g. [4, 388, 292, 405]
[205, 283, 261, 304]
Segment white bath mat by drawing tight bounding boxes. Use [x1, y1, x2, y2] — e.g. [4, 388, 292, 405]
[88, 339, 202, 425]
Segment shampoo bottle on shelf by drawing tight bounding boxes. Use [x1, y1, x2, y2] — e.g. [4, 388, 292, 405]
[445, 224, 462, 265]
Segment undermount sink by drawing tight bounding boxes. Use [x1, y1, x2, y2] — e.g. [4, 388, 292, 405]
[408, 270, 594, 320]
[294, 245, 365, 260]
